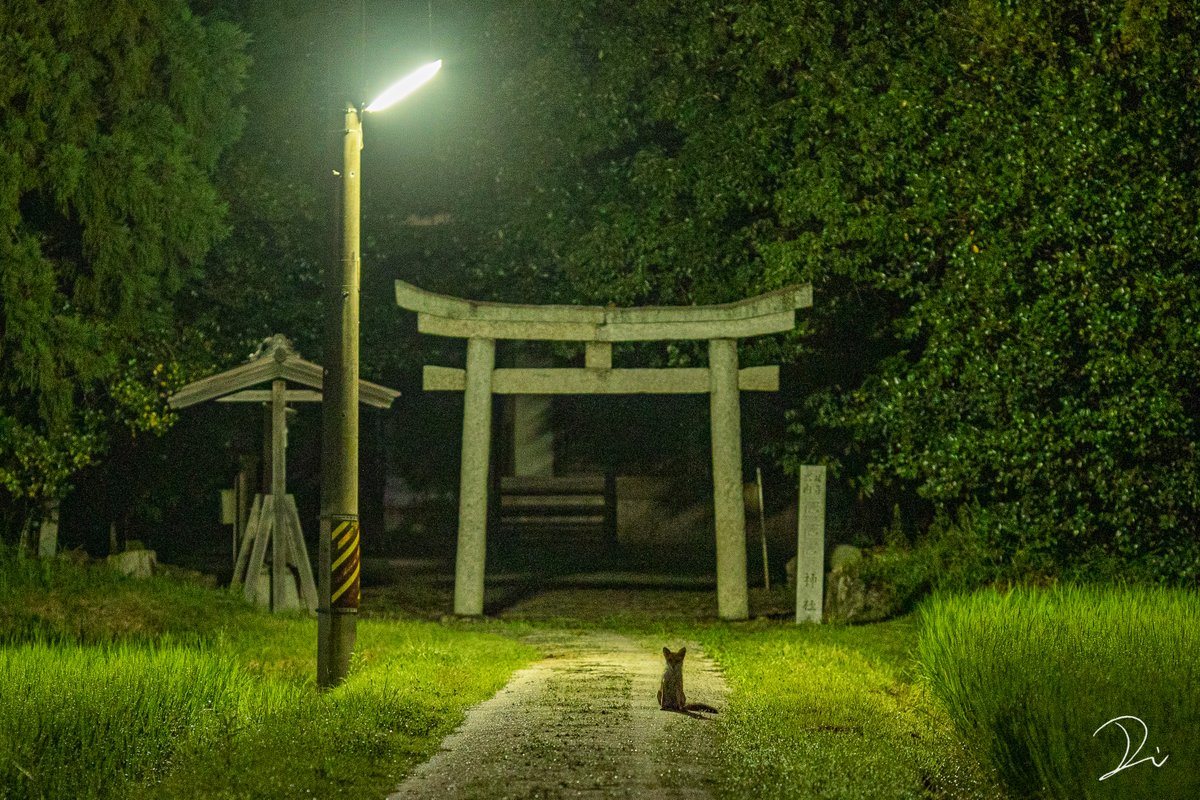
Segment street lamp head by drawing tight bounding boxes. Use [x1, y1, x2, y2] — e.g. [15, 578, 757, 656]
[364, 60, 442, 113]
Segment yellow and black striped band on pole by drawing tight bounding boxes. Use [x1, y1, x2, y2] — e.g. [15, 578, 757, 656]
[330, 518, 361, 611]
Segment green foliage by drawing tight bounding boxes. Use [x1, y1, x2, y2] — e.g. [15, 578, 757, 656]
[178, 1, 330, 366]
[849, 504, 1046, 615]
[0, 1, 248, 517]
[478, 0, 1200, 580]
[131, 619, 534, 800]
[919, 585, 1200, 799]
[825, 0, 1200, 580]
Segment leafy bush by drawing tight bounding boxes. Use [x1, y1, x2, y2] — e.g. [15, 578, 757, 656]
[841, 505, 1024, 618]
[919, 586, 1200, 799]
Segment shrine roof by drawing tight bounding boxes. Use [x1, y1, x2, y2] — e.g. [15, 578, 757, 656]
[168, 335, 400, 410]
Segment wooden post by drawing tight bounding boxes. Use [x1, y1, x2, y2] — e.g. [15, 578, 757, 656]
[236, 454, 256, 548]
[271, 380, 289, 610]
[709, 338, 749, 620]
[756, 466, 770, 591]
[232, 495, 262, 591]
[285, 494, 319, 611]
[244, 495, 273, 605]
[261, 403, 273, 494]
[454, 336, 495, 616]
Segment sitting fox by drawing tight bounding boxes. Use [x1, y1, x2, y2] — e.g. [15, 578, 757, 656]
[657, 646, 719, 714]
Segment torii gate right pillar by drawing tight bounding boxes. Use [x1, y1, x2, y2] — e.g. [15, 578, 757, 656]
[709, 338, 749, 620]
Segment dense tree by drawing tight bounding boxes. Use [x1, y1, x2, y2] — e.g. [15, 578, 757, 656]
[0, 0, 247, 539]
[179, 0, 332, 366]
[466, 0, 1200, 580]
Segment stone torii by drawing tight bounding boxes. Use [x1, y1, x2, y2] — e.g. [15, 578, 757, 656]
[396, 281, 812, 620]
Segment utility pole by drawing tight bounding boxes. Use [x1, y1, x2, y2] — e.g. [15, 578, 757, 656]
[318, 105, 363, 688]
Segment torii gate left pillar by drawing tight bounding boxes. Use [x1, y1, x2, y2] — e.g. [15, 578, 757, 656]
[397, 280, 812, 620]
[456, 336, 495, 617]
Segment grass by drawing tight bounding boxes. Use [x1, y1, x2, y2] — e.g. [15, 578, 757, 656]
[918, 585, 1200, 799]
[503, 589, 1004, 799]
[0, 548, 536, 800]
[0, 548, 249, 643]
[1, 642, 243, 799]
[692, 619, 1004, 800]
[20, 545, 1191, 800]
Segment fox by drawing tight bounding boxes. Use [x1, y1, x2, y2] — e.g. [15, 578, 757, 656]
[656, 646, 719, 714]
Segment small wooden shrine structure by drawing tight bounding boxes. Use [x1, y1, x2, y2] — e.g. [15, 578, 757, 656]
[169, 335, 399, 612]
[396, 280, 811, 620]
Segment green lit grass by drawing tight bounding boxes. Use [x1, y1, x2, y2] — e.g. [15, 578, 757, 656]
[918, 585, 1200, 799]
[18, 547, 1194, 800]
[0, 643, 243, 799]
[0, 549, 535, 800]
[135, 618, 532, 800]
[693, 620, 1003, 800]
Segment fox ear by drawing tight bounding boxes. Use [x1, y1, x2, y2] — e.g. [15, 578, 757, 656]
[662, 646, 671, 657]
[679, 647, 687, 657]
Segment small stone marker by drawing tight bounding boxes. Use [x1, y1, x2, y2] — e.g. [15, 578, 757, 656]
[795, 465, 826, 624]
[37, 502, 60, 558]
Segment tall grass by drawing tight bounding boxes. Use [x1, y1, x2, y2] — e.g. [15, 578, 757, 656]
[919, 585, 1200, 799]
[696, 620, 1003, 800]
[0, 546, 247, 644]
[0, 547, 536, 799]
[0, 643, 250, 800]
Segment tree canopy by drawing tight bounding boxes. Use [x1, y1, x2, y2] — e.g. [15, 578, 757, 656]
[459, 0, 1200, 580]
[0, 0, 247, 531]
[9, 0, 1196, 582]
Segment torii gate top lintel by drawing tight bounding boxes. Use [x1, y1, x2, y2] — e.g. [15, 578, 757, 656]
[395, 280, 812, 342]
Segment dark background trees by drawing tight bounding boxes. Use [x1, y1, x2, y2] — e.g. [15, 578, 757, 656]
[444, 0, 1200, 581]
[5, 0, 1196, 583]
[0, 0, 247, 541]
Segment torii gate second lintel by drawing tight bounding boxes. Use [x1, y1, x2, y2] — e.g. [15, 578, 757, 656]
[395, 280, 812, 621]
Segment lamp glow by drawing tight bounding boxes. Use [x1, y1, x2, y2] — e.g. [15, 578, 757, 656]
[365, 60, 442, 112]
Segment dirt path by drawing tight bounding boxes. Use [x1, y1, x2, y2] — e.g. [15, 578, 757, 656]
[387, 630, 729, 800]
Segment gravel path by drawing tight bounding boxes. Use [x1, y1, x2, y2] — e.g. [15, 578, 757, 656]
[387, 630, 729, 800]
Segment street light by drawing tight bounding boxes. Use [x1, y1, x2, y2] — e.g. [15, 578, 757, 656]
[366, 60, 443, 112]
[319, 59, 442, 689]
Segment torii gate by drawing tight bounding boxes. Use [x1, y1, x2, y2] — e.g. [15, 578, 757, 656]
[169, 335, 399, 612]
[396, 280, 812, 620]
